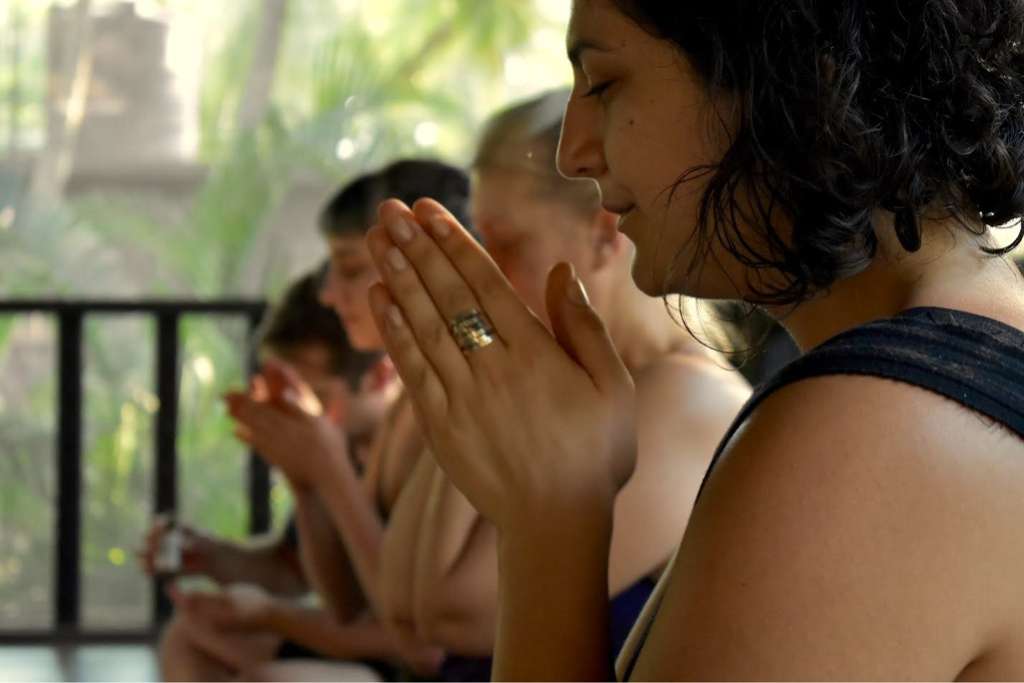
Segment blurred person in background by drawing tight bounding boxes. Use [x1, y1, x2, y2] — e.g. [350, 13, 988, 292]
[224, 160, 477, 680]
[370, 90, 750, 681]
[149, 267, 397, 681]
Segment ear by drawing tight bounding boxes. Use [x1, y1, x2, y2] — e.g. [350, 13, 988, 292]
[322, 384, 351, 425]
[590, 208, 625, 272]
[365, 356, 397, 392]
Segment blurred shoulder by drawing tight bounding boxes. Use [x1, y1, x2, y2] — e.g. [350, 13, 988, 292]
[633, 350, 750, 419]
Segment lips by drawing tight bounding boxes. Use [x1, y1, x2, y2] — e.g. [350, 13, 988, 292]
[602, 202, 635, 215]
[615, 207, 637, 235]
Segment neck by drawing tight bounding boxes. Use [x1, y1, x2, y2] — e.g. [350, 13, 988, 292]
[776, 221, 1024, 351]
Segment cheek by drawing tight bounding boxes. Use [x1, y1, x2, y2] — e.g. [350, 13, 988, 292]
[499, 250, 545, 290]
[336, 279, 369, 307]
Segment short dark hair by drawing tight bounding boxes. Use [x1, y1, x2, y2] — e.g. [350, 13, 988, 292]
[319, 159, 472, 237]
[258, 267, 380, 389]
[610, 1, 1024, 305]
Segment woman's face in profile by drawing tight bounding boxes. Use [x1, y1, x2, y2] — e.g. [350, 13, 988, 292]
[319, 234, 383, 351]
[558, 0, 747, 300]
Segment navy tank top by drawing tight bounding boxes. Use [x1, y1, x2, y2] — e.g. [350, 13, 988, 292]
[440, 576, 657, 682]
[622, 306, 1024, 679]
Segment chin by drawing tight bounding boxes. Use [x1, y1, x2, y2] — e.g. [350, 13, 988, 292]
[350, 329, 383, 352]
[629, 267, 666, 296]
[628, 245, 675, 297]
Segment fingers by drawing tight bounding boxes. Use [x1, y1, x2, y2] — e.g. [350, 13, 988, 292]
[261, 359, 300, 400]
[409, 197, 545, 338]
[249, 374, 269, 402]
[545, 262, 633, 394]
[368, 283, 451, 424]
[368, 202, 484, 387]
[139, 515, 172, 574]
[225, 393, 288, 454]
[256, 360, 322, 416]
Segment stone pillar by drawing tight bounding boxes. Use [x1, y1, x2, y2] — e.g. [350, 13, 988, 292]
[48, 1, 194, 173]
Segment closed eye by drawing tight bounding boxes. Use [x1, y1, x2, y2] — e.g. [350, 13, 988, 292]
[583, 80, 613, 99]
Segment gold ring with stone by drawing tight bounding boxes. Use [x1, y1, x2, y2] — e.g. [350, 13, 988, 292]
[450, 309, 497, 353]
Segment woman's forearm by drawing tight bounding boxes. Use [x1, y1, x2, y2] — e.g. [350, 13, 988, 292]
[493, 504, 616, 681]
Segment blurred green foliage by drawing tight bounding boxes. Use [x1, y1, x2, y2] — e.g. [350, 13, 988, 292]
[0, 0, 569, 630]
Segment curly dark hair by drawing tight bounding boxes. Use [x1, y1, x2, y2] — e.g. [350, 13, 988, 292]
[612, 0, 1024, 304]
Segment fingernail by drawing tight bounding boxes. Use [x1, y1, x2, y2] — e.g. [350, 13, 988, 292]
[429, 215, 451, 238]
[387, 217, 415, 244]
[387, 305, 405, 329]
[568, 274, 590, 306]
[387, 247, 408, 272]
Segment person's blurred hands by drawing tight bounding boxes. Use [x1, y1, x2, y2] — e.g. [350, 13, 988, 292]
[252, 358, 323, 416]
[226, 361, 348, 492]
[168, 583, 276, 631]
[137, 515, 217, 577]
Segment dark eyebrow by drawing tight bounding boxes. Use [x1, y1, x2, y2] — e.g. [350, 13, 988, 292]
[567, 38, 612, 67]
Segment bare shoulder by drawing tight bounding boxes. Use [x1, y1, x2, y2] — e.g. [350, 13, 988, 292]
[632, 351, 750, 422]
[720, 373, 1024, 506]
[623, 352, 749, 493]
[712, 374, 1024, 562]
[638, 373, 1024, 679]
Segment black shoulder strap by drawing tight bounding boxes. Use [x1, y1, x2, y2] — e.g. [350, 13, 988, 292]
[696, 306, 1024, 501]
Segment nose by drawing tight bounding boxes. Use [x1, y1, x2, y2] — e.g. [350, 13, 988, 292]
[556, 93, 607, 180]
[318, 267, 337, 308]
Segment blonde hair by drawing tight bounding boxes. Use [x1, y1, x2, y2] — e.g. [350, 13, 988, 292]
[473, 89, 600, 217]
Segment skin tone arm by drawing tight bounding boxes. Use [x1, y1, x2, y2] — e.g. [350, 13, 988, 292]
[410, 355, 746, 655]
[630, 376, 1023, 680]
[291, 487, 367, 621]
[410, 458, 498, 654]
[261, 604, 411, 664]
[378, 449, 441, 637]
[227, 373, 394, 616]
[303, 424, 447, 670]
[227, 379, 445, 669]
[170, 587, 441, 676]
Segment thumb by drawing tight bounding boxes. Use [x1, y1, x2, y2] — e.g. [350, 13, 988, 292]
[545, 262, 631, 393]
[262, 358, 302, 400]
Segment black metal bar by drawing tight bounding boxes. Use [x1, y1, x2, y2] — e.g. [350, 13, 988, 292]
[247, 311, 272, 535]
[153, 312, 180, 622]
[0, 300, 264, 314]
[0, 629, 159, 645]
[2, 299, 267, 639]
[56, 311, 83, 631]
